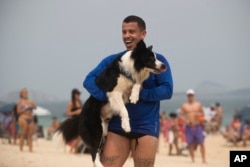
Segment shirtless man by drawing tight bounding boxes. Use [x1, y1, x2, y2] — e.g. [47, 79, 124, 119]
[180, 89, 206, 163]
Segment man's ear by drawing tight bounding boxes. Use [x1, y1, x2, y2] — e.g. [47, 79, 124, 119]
[147, 45, 153, 51]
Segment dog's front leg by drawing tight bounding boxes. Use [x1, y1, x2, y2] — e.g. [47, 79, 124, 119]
[129, 83, 141, 104]
[107, 92, 131, 132]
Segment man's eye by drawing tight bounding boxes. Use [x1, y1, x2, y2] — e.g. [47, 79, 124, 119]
[129, 30, 135, 34]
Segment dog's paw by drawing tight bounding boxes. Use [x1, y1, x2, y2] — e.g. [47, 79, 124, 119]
[121, 119, 131, 133]
[122, 125, 131, 133]
[129, 94, 139, 104]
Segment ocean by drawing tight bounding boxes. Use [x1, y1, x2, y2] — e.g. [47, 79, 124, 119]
[37, 95, 250, 129]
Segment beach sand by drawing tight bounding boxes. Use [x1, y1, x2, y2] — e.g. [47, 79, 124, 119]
[0, 134, 249, 167]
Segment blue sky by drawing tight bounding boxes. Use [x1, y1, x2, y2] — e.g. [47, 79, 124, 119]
[0, 0, 249, 100]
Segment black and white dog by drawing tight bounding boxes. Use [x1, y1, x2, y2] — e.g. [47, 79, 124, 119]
[58, 40, 166, 167]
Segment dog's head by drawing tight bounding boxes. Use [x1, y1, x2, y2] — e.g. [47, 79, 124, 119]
[131, 40, 167, 74]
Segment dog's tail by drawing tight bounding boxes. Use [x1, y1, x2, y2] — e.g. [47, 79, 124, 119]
[58, 116, 80, 143]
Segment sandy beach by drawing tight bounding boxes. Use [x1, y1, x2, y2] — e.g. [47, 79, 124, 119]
[0, 134, 249, 167]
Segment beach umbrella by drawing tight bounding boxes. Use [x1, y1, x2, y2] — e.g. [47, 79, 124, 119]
[33, 106, 51, 116]
[237, 105, 250, 122]
[0, 103, 16, 113]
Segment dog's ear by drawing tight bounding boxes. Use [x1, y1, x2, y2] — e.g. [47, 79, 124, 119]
[136, 40, 146, 50]
[147, 45, 153, 51]
[132, 40, 147, 58]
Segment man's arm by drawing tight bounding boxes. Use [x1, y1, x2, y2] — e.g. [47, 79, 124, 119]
[139, 54, 173, 102]
[179, 105, 185, 122]
[83, 52, 125, 101]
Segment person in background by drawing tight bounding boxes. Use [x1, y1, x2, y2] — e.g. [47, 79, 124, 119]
[66, 88, 82, 153]
[17, 88, 37, 152]
[47, 116, 60, 139]
[204, 104, 217, 134]
[160, 112, 168, 142]
[215, 102, 223, 131]
[177, 114, 187, 155]
[12, 104, 19, 144]
[83, 15, 173, 166]
[167, 112, 180, 155]
[32, 115, 39, 141]
[1, 112, 12, 144]
[9, 109, 18, 144]
[229, 115, 242, 146]
[242, 121, 250, 147]
[180, 89, 206, 163]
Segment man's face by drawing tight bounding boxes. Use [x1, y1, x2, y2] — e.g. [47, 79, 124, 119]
[122, 22, 146, 50]
[187, 94, 195, 102]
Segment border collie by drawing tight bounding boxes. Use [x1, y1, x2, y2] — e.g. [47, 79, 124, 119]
[58, 40, 166, 167]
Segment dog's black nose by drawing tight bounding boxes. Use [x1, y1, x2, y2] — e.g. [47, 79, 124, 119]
[161, 64, 166, 70]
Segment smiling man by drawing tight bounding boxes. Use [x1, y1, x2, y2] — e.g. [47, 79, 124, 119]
[83, 15, 173, 167]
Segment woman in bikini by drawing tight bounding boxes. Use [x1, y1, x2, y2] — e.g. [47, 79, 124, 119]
[17, 88, 37, 152]
[66, 88, 82, 153]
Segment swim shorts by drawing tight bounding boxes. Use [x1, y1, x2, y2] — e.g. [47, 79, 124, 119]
[185, 125, 204, 145]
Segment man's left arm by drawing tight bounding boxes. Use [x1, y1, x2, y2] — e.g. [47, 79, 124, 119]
[139, 54, 173, 102]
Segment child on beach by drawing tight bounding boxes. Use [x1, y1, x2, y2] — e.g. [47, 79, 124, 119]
[167, 112, 180, 155]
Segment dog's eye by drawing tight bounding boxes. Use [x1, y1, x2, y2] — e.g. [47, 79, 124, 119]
[149, 56, 155, 61]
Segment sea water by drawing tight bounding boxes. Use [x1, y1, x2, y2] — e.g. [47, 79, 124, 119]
[37, 96, 250, 129]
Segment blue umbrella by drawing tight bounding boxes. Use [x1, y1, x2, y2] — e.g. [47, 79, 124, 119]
[0, 103, 16, 113]
[237, 106, 250, 122]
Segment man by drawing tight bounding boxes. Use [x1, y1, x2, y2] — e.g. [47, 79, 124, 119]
[83, 15, 173, 167]
[215, 102, 223, 130]
[180, 89, 206, 163]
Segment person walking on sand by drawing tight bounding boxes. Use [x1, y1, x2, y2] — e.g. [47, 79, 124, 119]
[215, 102, 223, 131]
[180, 89, 206, 163]
[66, 88, 82, 153]
[17, 88, 37, 152]
[83, 15, 173, 167]
[167, 112, 180, 155]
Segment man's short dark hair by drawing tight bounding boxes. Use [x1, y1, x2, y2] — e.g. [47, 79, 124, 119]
[123, 15, 146, 30]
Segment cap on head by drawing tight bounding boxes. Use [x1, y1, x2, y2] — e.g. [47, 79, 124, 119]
[186, 89, 195, 95]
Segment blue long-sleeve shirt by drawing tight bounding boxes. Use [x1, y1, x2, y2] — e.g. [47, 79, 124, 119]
[83, 51, 173, 137]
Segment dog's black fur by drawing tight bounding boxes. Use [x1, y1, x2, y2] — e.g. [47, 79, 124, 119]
[58, 40, 166, 165]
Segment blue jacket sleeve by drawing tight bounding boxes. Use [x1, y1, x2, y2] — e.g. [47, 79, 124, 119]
[139, 53, 173, 102]
[83, 52, 125, 101]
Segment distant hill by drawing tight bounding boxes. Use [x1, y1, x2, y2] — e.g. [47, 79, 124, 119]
[0, 90, 60, 103]
[195, 81, 228, 95]
[173, 88, 250, 99]
[224, 88, 250, 98]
